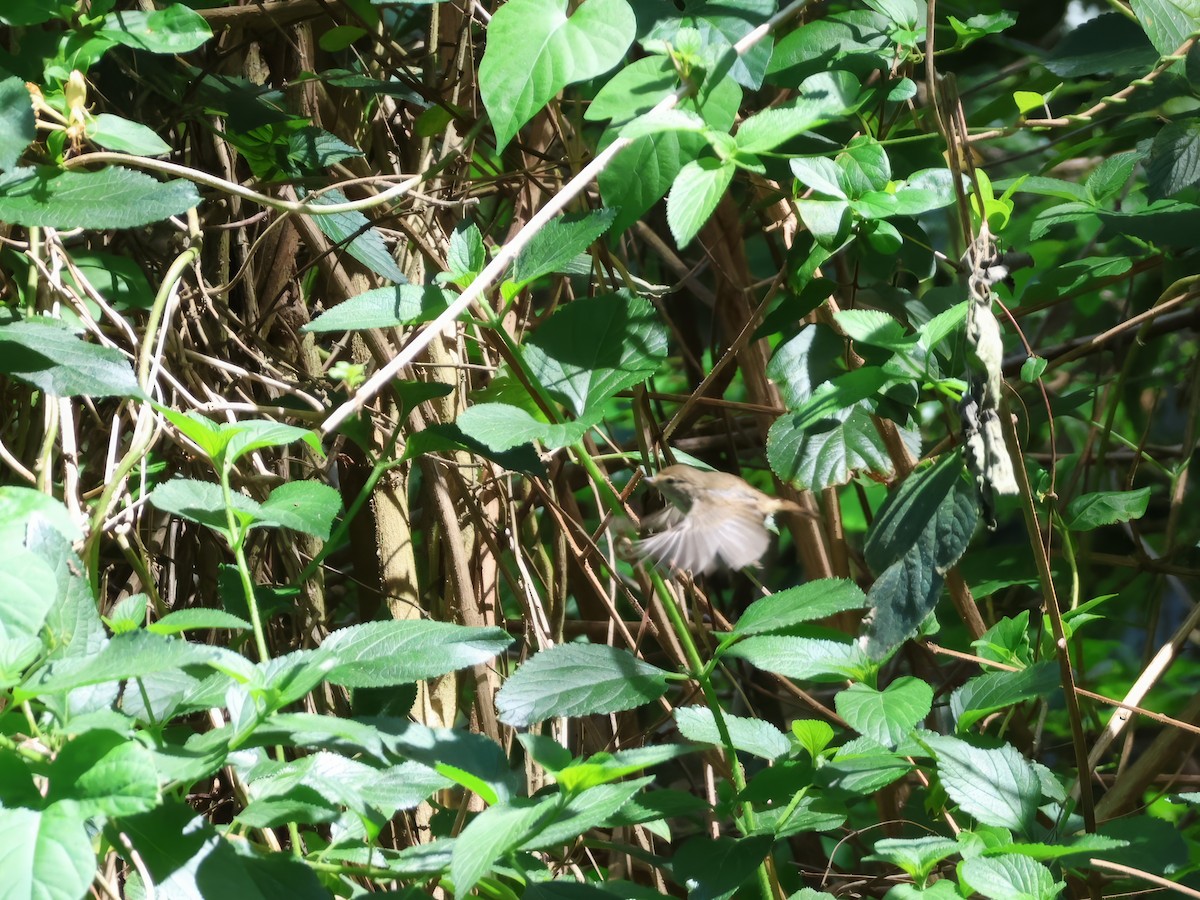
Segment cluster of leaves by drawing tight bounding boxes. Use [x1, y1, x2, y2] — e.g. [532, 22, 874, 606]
[1, 0, 1200, 899]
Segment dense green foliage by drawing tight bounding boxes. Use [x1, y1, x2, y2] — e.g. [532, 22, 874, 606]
[1, 1, 1199, 898]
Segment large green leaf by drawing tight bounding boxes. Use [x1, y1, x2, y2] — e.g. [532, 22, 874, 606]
[1129, 0, 1200, 56]
[768, 403, 911, 491]
[322, 620, 513, 687]
[0, 77, 34, 172]
[925, 735, 1041, 834]
[0, 805, 94, 900]
[735, 71, 862, 154]
[496, 644, 670, 726]
[0, 320, 142, 398]
[45, 729, 159, 817]
[835, 677, 932, 748]
[100, 5, 212, 53]
[0, 166, 199, 229]
[479, 0, 635, 150]
[950, 662, 1059, 734]
[959, 855, 1063, 900]
[524, 291, 669, 418]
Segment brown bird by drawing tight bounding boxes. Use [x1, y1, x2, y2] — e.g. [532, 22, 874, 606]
[636, 464, 805, 575]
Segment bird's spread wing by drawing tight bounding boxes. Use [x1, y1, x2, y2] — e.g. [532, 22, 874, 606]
[636, 502, 770, 574]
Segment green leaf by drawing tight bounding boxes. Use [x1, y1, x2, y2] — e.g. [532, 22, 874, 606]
[724, 636, 871, 681]
[1045, 13, 1158, 76]
[0, 548, 58, 641]
[792, 720, 835, 760]
[323, 620, 512, 687]
[0, 486, 82, 544]
[675, 706, 791, 760]
[149, 478, 262, 540]
[951, 662, 1059, 733]
[795, 197, 852, 249]
[451, 796, 558, 895]
[925, 735, 1042, 833]
[46, 729, 159, 817]
[521, 779, 650, 850]
[865, 452, 971, 574]
[959, 855, 1063, 900]
[819, 737, 911, 794]
[671, 834, 774, 900]
[221, 419, 323, 469]
[863, 453, 978, 657]
[1020, 356, 1047, 383]
[445, 221, 486, 283]
[892, 169, 961, 216]
[734, 579, 869, 636]
[1147, 119, 1200, 200]
[524, 291, 669, 418]
[835, 309, 914, 351]
[304, 284, 451, 332]
[511, 208, 617, 286]
[455, 402, 590, 451]
[64, 250, 156, 310]
[1130, 0, 1200, 56]
[1085, 151, 1139, 204]
[256, 481, 341, 540]
[791, 156, 848, 198]
[735, 71, 862, 153]
[1012, 91, 1045, 115]
[0, 77, 35, 172]
[0, 319, 142, 398]
[100, 5, 213, 52]
[0, 805, 94, 900]
[479, 0, 635, 150]
[104, 593, 148, 634]
[86, 113, 171, 156]
[647, 0, 775, 89]
[869, 836, 960, 884]
[550, 745, 694, 793]
[304, 188, 408, 284]
[496, 643, 671, 726]
[767, 405, 901, 492]
[835, 677, 933, 748]
[667, 156, 735, 248]
[149, 609, 252, 635]
[18, 630, 233, 701]
[286, 126, 363, 171]
[1064, 486, 1151, 530]
[0, 165, 200, 229]
[840, 135, 891, 195]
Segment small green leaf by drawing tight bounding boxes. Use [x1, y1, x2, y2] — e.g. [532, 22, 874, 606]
[256, 481, 341, 540]
[100, 5, 212, 53]
[959, 854, 1063, 900]
[836, 677, 933, 748]
[1012, 91, 1045, 115]
[951, 662, 1059, 733]
[792, 720, 835, 760]
[86, 113, 171, 156]
[1020, 355, 1047, 383]
[667, 156, 735, 248]
[725, 636, 872, 681]
[149, 609, 251, 635]
[675, 707, 791, 760]
[869, 836, 960, 884]
[734, 579, 869, 636]
[511, 208, 617, 287]
[304, 284, 452, 332]
[496, 644, 670, 726]
[1064, 486, 1151, 531]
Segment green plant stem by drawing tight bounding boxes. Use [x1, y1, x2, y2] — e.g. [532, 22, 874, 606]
[1001, 409, 1096, 833]
[217, 466, 270, 662]
[84, 222, 202, 592]
[647, 568, 775, 900]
